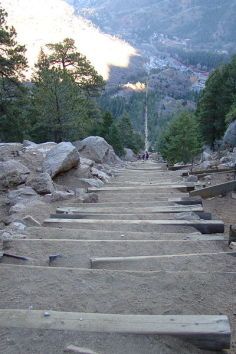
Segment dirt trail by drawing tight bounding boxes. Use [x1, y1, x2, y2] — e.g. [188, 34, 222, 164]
[0, 161, 235, 354]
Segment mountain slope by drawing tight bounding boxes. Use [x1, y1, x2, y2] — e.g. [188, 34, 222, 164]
[70, 0, 236, 51]
[1, 0, 137, 79]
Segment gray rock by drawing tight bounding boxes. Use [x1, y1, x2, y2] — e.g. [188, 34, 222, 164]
[80, 157, 94, 167]
[220, 156, 232, 164]
[186, 175, 198, 183]
[223, 120, 236, 147]
[0, 160, 30, 188]
[83, 193, 99, 203]
[75, 188, 87, 197]
[0, 160, 30, 189]
[23, 140, 37, 148]
[25, 142, 57, 157]
[198, 161, 213, 170]
[45, 191, 74, 203]
[22, 215, 41, 227]
[203, 175, 212, 181]
[8, 187, 38, 206]
[91, 167, 109, 182]
[124, 148, 136, 161]
[0, 143, 23, 160]
[26, 173, 55, 195]
[175, 212, 200, 220]
[43, 142, 80, 178]
[76, 136, 121, 164]
[79, 178, 104, 189]
[202, 151, 212, 161]
[9, 221, 26, 232]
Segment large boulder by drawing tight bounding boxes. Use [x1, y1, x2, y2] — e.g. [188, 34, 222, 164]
[124, 148, 136, 162]
[75, 136, 121, 165]
[7, 187, 38, 206]
[0, 160, 30, 189]
[223, 121, 236, 147]
[26, 173, 55, 195]
[79, 178, 104, 189]
[43, 142, 80, 178]
[91, 167, 110, 183]
[0, 143, 23, 161]
[25, 142, 57, 157]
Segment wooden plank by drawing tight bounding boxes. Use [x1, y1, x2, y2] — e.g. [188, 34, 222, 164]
[91, 251, 235, 265]
[0, 310, 230, 350]
[65, 345, 98, 354]
[88, 184, 195, 193]
[183, 168, 236, 176]
[9, 236, 226, 243]
[168, 197, 202, 205]
[56, 205, 204, 214]
[168, 164, 192, 171]
[43, 218, 224, 234]
[190, 181, 236, 198]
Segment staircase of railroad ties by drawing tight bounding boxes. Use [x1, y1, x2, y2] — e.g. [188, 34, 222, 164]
[0, 160, 235, 354]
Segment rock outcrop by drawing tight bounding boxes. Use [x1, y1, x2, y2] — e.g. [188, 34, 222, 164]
[0, 160, 30, 189]
[43, 142, 80, 178]
[223, 121, 236, 147]
[124, 148, 136, 162]
[26, 173, 55, 195]
[75, 136, 121, 165]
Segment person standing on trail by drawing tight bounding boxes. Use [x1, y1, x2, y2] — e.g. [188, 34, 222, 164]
[145, 151, 149, 160]
[142, 153, 146, 161]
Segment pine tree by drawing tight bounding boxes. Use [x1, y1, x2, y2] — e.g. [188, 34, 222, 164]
[159, 112, 202, 164]
[197, 55, 236, 146]
[46, 38, 105, 95]
[0, 6, 28, 141]
[31, 40, 104, 142]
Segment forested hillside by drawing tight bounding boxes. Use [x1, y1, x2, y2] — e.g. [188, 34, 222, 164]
[70, 0, 236, 51]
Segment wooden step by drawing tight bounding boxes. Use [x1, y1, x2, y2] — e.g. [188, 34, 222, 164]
[24, 227, 213, 241]
[0, 309, 230, 350]
[90, 252, 236, 272]
[190, 181, 236, 199]
[56, 205, 204, 215]
[2, 239, 228, 269]
[43, 218, 224, 234]
[0, 265, 235, 322]
[88, 184, 195, 193]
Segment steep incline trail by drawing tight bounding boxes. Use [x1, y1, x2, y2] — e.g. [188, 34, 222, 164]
[0, 161, 234, 354]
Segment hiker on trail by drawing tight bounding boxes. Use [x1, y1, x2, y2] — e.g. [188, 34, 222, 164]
[142, 153, 146, 161]
[145, 151, 149, 160]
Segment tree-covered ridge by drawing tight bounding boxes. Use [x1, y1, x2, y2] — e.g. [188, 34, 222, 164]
[71, 0, 236, 51]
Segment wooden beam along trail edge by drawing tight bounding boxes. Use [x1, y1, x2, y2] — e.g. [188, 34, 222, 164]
[88, 183, 196, 192]
[43, 219, 225, 234]
[90, 251, 236, 264]
[56, 205, 204, 214]
[0, 310, 230, 350]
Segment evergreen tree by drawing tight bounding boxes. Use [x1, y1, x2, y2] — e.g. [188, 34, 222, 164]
[0, 6, 28, 141]
[159, 112, 202, 164]
[31, 40, 104, 142]
[226, 99, 236, 124]
[98, 111, 113, 140]
[46, 38, 105, 95]
[117, 113, 144, 153]
[197, 55, 236, 146]
[107, 124, 124, 157]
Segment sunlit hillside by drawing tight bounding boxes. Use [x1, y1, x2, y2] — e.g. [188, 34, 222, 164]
[1, 0, 137, 79]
